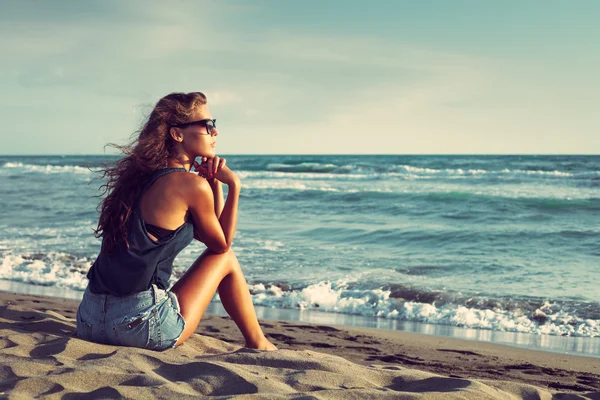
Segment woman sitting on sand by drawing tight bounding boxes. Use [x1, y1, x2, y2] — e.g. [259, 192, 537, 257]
[76, 92, 277, 351]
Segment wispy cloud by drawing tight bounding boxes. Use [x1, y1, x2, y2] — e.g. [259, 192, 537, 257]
[0, 1, 598, 154]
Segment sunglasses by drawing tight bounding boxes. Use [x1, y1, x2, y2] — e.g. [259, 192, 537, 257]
[172, 119, 217, 136]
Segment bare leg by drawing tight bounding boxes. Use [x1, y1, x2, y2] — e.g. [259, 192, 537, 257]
[217, 261, 272, 348]
[170, 248, 276, 350]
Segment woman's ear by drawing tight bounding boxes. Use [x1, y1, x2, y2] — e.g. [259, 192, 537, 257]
[170, 127, 183, 143]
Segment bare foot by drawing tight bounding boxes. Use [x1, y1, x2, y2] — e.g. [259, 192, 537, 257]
[246, 336, 278, 351]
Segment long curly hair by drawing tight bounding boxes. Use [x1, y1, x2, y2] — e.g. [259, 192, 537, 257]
[94, 92, 207, 252]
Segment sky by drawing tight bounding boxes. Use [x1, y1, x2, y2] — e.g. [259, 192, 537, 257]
[1, 0, 599, 155]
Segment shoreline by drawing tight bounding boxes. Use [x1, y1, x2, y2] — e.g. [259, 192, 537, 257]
[1, 289, 599, 396]
[1, 279, 598, 360]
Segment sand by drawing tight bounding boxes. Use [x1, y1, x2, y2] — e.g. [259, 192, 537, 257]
[0, 290, 598, 399]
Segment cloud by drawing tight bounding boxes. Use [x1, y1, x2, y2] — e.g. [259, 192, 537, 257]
[206, 91, 244, 106]
[1, 1, 598, 154]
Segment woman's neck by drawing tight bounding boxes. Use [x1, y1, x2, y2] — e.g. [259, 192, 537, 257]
[167, 156, 192, 171]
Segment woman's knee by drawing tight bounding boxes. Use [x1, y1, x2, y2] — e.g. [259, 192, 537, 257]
[223, 248, 242, 274]
[202, 247, 240, 274]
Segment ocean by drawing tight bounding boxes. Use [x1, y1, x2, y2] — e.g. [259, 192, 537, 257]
[1, 154, 599, 357]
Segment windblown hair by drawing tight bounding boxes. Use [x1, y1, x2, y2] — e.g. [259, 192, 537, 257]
[94, 92, 207, 252]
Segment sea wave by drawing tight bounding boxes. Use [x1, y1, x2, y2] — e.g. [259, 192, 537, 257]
[0, 252, 91, 291]
[397, 165, 577, 177]
[1, 250, 598, 337]
[1, 162, 92, 174]
[241, 180, 600, 209]
[266, 162, 350, 174]
[245, 161, 599, 179]
[3, 160, 598, 182]
[243, 281, 600, 337]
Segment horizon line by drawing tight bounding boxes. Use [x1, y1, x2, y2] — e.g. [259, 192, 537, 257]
[1, 153, 599, 157]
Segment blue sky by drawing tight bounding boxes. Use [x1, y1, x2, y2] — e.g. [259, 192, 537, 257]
[1, 0, 598, 154]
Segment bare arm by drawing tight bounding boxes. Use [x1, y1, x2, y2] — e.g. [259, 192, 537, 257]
[209, 179, 225, 218]
[193, 157, 225, 218]
[186, 168, 240, 253]
[217, 181, 240, 249]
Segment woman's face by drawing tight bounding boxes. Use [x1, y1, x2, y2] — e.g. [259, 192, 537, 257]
[176, 105, 218, 159]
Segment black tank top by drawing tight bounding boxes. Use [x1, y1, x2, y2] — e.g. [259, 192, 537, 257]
[86, 168, 194, 296]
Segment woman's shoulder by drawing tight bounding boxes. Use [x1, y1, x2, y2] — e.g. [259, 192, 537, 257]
[165, 171, 212, 196]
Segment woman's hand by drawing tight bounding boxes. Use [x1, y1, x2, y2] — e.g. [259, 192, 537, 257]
[194, 156, 224, 179]
[193, 156, 224, 180]
[193, 156, 239, 186]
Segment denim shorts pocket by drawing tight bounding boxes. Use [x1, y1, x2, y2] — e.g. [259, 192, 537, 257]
[112, 307, 154, 349]
[153, 292, 186, 350]
[76, 306, 93, 342]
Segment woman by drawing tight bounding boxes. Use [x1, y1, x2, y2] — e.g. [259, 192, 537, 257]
[76, 92, 277, 351]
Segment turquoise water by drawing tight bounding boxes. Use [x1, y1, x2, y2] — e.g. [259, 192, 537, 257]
[1, 155, 599, 351]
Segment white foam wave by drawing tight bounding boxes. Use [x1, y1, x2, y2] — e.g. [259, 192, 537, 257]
[242, 179, 348, 192]
[231, 233, 286, 253]
[398, 165, 576, 178]
[267, 162, 338, 171]
[2, 162, 91, 174]
[501, 169, 573, 177]
[239, 175, 595, 200]
[237, 166, 592, 181]
[2, 249, 598, 337]
[246, 181, 309, 190]
[244, 281, 599, 337]
[237, 170, 364, 180]
[0, 252, 91, 291]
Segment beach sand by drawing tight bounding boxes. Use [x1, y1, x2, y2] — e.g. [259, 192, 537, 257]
[0, 290, 598, 399]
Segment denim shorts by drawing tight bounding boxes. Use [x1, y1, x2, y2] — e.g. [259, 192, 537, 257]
[76, 283, 186, 351]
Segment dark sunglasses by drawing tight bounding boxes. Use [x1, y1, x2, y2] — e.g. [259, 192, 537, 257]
[172, 119, 217, 135]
